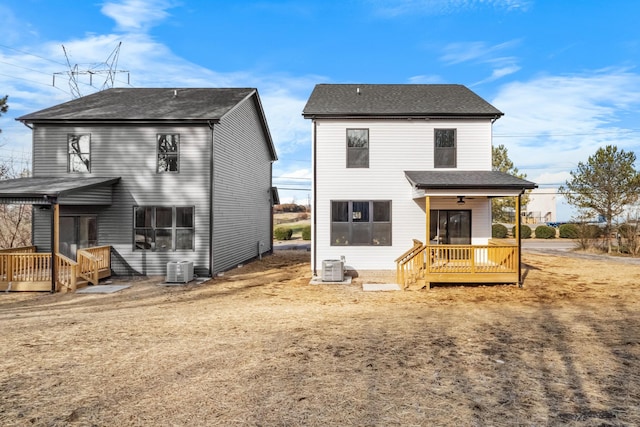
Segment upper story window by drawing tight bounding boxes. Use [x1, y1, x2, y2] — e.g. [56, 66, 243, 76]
[434, 128, 456, 168]
[68, 134, 91, 173]
[346, 129, 369, 168]
[157, 134, 180, 173]
[134, 206, 194, 251]
[331, 200, 391, 246]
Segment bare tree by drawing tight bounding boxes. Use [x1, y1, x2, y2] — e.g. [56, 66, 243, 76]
[0, 156, 32, 249]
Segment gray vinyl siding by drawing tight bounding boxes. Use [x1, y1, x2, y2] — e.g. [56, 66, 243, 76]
[32, 123, 212, 276]
[58, 186, 113, 205]
[211, 97, 273, 273]
[32, 207, 52, 252]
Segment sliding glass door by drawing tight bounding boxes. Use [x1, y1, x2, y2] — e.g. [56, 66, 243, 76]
[430, 210, 471, 245]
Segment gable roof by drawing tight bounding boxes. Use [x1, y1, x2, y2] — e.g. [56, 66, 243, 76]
[302, 84, 503, 118]
[16, 87, 277, 161]
[17, 88, 257, 122]
[404, 171, 537, 190]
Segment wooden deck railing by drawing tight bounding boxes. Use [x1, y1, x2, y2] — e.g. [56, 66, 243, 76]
[396, 242, 519, 289]
[0, 245, 111, 292]
[56, 253, 78, 292]
[0, 250, 52, 292]
[395, 239, 427, 289]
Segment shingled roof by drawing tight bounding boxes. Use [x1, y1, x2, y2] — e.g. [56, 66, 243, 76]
[405, 171, 537, 190]
[302, 84, 503, 118]
[17, 88, 257, 122]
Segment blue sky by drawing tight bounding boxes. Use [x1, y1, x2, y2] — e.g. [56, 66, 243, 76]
[1, 0, 640, 220]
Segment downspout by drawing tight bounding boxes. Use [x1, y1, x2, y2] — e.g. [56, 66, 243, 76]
[312, 120, 318, 276]
[208, 120, 215, 277]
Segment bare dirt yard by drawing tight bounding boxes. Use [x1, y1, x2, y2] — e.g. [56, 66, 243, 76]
[1, 250, 639, 426]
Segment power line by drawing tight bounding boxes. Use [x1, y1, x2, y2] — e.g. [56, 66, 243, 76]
[0, 60, 52, 76]
[0, 72, 70, 95]
[0, 43, 67, 66]
[494, 129, 640, 138]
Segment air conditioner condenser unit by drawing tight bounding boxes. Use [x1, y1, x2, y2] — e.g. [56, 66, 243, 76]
[166, 261, 194, 283]
[322, 259, 344, 282]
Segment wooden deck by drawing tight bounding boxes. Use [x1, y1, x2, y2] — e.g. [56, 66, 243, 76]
[0, 245, 111, 292]
[396, 240, 519, 289]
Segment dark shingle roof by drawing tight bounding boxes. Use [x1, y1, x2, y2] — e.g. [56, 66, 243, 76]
[405, 171, 537, 190]
[17, 88, 256, 122]
[0, 177, 120, 199]
[303, 84, 503, 118]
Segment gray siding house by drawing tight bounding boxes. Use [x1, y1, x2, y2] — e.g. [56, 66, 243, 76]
[8, 88, 277, 278]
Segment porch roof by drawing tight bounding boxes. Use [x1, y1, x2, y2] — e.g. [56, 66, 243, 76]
[0, 176, 121, 204]
[405, 170, 537, 195]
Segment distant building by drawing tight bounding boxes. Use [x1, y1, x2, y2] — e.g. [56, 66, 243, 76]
[524, 188, 557, 224]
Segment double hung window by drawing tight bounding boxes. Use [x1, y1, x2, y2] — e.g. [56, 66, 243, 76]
[346, 129, 369, 168]
[434, 129, 456, 168]
[157, 134, 180, 173]
[68, 134, 91, 172]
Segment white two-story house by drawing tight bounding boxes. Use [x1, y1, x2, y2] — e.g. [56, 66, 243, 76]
[303, 84, 536, 288]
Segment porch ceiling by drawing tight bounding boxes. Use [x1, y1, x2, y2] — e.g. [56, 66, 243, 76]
[405, 170, 537, 197]
[0, 176, 120, 204]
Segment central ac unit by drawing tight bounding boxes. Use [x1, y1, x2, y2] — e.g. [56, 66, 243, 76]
[166, 261, 194, 283]
[322, 259, 344, 282]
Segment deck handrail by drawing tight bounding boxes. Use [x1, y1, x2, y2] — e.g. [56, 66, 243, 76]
[0, 246, 36, 254]
[396, 240, 427, 289]
[1, 245, 111, 292]
[77, 250, 99, 286]
[1, 252, 51, 282]
[396, 243, 519, 289]
[56, 253, 78, 292]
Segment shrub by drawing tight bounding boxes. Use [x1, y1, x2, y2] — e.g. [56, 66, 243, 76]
[492, 223, 508, 238]
[301, 225, 311, 241]
[559, 223, 579, 239]
[512, 224, 532, 239]
[534, 225, 556, 239]
[274, 227, 293, 240]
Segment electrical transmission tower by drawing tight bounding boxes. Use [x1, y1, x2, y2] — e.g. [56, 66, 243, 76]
[53, 41, 130, 99]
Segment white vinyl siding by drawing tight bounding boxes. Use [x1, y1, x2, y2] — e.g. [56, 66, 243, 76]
[312, 118, 493, 271]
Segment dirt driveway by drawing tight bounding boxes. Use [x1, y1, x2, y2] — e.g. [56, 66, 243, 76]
[1, 250, 639, 426]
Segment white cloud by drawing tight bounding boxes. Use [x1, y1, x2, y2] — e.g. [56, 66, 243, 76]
[101, 0, 177, 32]
[408, 74, 446, 84]
[0, 3, 316, 167]
[492, 69, 640, 185]
[368, 0, 532, 17]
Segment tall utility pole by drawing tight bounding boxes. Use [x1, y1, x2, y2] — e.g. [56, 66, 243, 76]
[53, 42, 130, 99]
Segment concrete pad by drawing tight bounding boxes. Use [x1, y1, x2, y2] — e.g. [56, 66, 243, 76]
[362, 283, 401, 292]
[309, 276, 352, 285]
[76, 285, 131, 294]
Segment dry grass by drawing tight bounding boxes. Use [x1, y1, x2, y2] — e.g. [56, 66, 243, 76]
[1, 250, 639, 426]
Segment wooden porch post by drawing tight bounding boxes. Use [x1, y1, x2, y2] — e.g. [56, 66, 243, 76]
[50, 201, 59, 293]
[516, 193, 522, 287]
[425, 196, 431, 245]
